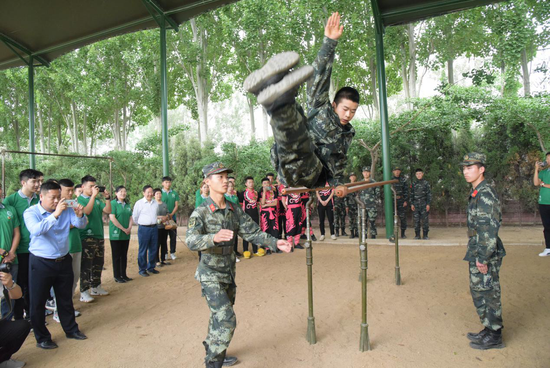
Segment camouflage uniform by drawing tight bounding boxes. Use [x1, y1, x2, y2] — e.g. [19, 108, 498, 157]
[186, 197, 278, 365]
[411, 178, 431, 236]
[346, 192, 358, 236]
[333, 197, 347, 236]
[270, 37, 355, 188]
[358, 179, 380, 238]
[465, 178, 506, 332]
[392, 174, 409, 234]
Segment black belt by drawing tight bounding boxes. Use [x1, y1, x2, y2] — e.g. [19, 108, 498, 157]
[203, 247, 233, 255]
[42, 255, 68, 262]
[140, 224, 157, 228]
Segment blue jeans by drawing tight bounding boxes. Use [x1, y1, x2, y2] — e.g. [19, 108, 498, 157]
[1, 263, 19, 320]
[137, 226, 158, 273]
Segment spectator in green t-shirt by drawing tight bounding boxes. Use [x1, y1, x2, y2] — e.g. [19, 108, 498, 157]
[109, 186, 134, 283]
[77, 175, 112, 303]
[3, 168, 42, 320]
[161, 176, 180, 260]
[534, 152, 550, 257]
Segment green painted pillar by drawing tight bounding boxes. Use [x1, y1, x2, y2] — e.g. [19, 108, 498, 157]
[28, 58, 36, 169]
[160, 22, 169, 177]
[374, 17, 393, 238]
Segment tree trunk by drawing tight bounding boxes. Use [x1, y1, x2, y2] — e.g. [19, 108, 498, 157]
[247, 95, 256, 140]
[82, 113, 88, 154]
[56, 119, 62, 149]
[190, 18, 209, 144]
[70, 102, 79, 153]
[407, 23, 417, 99]
[521, 47, 530, 97]
[37, 108, 45, 152]
[13, 119, 20, 150]
[369, 56, 379, 117]
[48, 114, 52, 153]
[447, 58, 454, 85]
[113, 110, 120, 150]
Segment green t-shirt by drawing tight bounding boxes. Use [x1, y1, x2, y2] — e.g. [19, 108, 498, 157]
[3, 191, 39, 254]
[0, 204, 20, 264]
[109, 200, 132, 241]
[69, 227, 82, 254]
[77, 195, 106, 239]
[161, 189, 179, 220]
[225, 194, 238, 204]
[539, 169, 550, 205]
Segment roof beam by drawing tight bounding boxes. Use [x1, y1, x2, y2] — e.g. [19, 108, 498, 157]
[142, 0, 180, 31]
[0, 33, 50, 67]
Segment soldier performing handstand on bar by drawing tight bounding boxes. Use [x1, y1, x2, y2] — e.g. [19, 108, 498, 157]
[244, 12, 359, 188]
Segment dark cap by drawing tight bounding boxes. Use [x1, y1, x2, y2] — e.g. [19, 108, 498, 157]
[349, 172, 356, 177]
[459, 152, 486, 166]
[392, 166, 402, 171]
[362, 166, 371, 172]
[202, 162, 233, 178]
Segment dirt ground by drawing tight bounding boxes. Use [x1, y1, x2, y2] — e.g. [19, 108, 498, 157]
[14, 226, 550, 368]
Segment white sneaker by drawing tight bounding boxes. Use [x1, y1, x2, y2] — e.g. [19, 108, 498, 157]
[164, 254, 169, 261]
[539, 249, 550, 257]
[53, 311, 60, 323]
[80, 290, 94, 303]
[319, 235, 325, 241]
[331, 234, 337, 240]
[75, 310, 81, 317]
[45, 299, 56, 311]
[90, 285, 109, 296]
[236, 257, 240, 263]
[170, 253, 177, 260]
[0, 358, 26, 368]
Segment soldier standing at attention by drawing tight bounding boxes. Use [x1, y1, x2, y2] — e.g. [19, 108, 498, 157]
[186, 162, 291, 368]
[392, 166, 409, 238]
[460, 153, 506, 350]
[333, 196, 347, 237]
[359, 167, 380, 239]
[346, 172, 358, 239]
[410, 168, 431, 240]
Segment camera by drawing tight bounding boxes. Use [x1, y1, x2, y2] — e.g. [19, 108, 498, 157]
[0, 252, 12, 273]
[539, 161, 548, 168]
[97, 186, 106, 193]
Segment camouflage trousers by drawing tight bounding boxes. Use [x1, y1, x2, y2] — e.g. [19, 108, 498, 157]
[80, 237, 104, 292]
[334, 201, 347, 231]
[201, 281, 237, 364]
[469, 259, 503, 331]
[348, 204, 358, 232]
[365, 207, 377, 237]
[413, 203, 429, 232]
[397, 200, 407, 230]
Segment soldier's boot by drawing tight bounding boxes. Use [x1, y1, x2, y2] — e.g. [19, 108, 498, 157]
[349, 230, 355, 239]
[222, 355, 238, 367]
[467, 327, 490, 343]
[422, 230, 429, 240]
[243, 51, 300, 95]
[341, 228, 348, 237]
[414, 231, 421, 240]
[469, 329, 504, 350]
[257, 66, 314, 112]
[335, 228, 340, 237]
[401, 229, 407, 239]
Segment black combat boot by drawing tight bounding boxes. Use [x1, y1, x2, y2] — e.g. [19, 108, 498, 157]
[349, 230, 355, 239]
[422, 230, 429, 240]
[371, 234, 376, 239]
[414, 231, 420, 240]
[335, 228, 340, 237]
[341, 228, 348, 236]
[467, 327, 489, 343]
[469, 329, 504, 350]
[401, 229, 407, 239]
[311, 234, 317, 241]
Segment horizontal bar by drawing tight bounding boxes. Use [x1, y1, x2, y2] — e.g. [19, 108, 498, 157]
[1, 150, 112, 161]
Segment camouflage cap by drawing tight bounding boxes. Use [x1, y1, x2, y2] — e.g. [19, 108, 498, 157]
[459, 152, 486, 166]
[392, 166, 402, 171]
[202, 162, 233, 178]
[362, 166, 371, 172]
[349, 172, 357, 177]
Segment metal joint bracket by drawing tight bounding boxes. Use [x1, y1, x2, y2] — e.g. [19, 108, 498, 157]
[141, 0, 180, 31]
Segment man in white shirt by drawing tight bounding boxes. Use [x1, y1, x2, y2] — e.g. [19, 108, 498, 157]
[132, 185, 161, 277]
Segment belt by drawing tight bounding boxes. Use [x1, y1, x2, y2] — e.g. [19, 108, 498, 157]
[467, 229, 477, 237]
[42, 255, 67, 262]
[140, 224, 157, 228]
[203, 247, 233, 255]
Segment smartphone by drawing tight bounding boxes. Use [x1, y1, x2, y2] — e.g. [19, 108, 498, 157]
[540, 161, 548, 168]
[66, 199, 78, 208]
[97, 186, 106, 193]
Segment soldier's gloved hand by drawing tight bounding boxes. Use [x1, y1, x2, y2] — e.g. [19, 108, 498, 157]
[213, 229, 234, 244]
[276, 239, 292, 253]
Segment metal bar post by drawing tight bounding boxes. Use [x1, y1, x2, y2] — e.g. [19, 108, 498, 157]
[355, 196, 370, 351]
[305, 195, 316, 344]
[160, 21, 170, 177]
[28, 59, 36, 169]
[391, 187, 402, 285]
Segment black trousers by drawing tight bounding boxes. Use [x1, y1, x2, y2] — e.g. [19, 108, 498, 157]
[318, 203, 335, 236]
[13, 252, 29, 320]
[243, 212, 259, 253]
[540, 204, 550, 248]
[0, 319, 30, 363]
[157, 228, 169, 262]
[168, 228, 177, 254]
[29, 253, 79, 343]
[110, 239, 130, 278]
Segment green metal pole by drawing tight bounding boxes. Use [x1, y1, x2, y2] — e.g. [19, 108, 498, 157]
[374, 18, 393, 238]
[28, 59, 36, 169]
[160, 22, 170, 177]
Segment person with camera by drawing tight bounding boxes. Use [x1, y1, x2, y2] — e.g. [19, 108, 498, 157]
[0, 185, 21, 321]
[77, 175, 111, 303]
[24, 181, 88, 349]
[534, 152, 550, 257]
[0, 269, 30, 368]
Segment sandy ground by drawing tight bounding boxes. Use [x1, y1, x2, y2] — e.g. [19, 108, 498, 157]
[13, 226, 550, 368]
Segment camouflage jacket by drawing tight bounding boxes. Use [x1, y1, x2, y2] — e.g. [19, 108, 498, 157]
[392, 175, 409, 202]
[306, 36, 355, 183]
[464, 180, 506, 264]
[345, 191, 358, 209]
[186, 197, 278, 283]
[358, 179, 380, 208]
[410, 179, 431, 205]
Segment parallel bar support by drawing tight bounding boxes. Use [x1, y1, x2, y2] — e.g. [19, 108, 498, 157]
[305, 196, 317, 345]
[160, 22, 170, 177]
[28, 60, 36, 169]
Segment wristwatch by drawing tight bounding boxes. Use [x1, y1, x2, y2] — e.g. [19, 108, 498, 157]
[6, 281, 17, 291]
